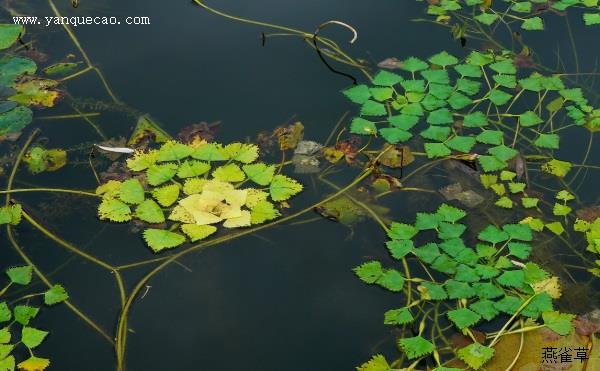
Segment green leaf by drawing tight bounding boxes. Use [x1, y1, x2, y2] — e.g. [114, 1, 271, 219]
[429, 83, 453, 99]
[0, 326, 10, 343]
[269, 175, 303, 201]
[475, 263, 500, 279]
[457, 343, 495, 370]
[357, 355, 391, 371]
[445, 280, 475, 299]
[224, 143, 259, 164]
[21, 327, 48, 349]
[455, 64, 482, 78]
[428, 51, 459, 67]
[440, 238, 467, 258]
[353, 261, 383, 284]
[415, 212, 443, 230]
[473, 282, 504, 299]
[508, 182, 526, 194]
[343, 84, 371, 104]
[0, 204, 22, 226]
[191, 143, 228, 161]
[454, 264, 480, 282]
[13, 305, 38, 325]
[427, 108, 454, 125]
[180, 224, 217, 242]
[508, 242, 532, 259]
[478, 225, 509, 244]
[522, 17, 544, 30]
[350, 117, 377, 135]
[126, 150, 159, 171]
[414, 243, 441, 264]
[512, 2, 532, 13]
[478, 155, 507, 172]
[176, 160, 211, 178]
[119, 178, 145, 204]
[379, 127, 412, 144]
[135, 199, 165, 223]
[401, 79, 426, 93]
[212, 164, 246, 182]
[376, 269, 405, 292]
[389, 114, 420, 130]
[242, 163, 276, 186]
[522, 293, 553, 318]
[0, 24, 23, 49]
[476, 130, 504, 145]
[421, 69, 450, 84]
[534, 133, 560, 149]
[553, 203, 572, 216]
[250, 200, 281, 224]
[420, 126, 451, 141]
[151, 184, 180, 207]
[522, 197, 539, 208]
[495, 196, 513, 209]
[372, 70, 403, 86]
[157, 141, 192, 162]
[0, 303, 10, 322]
[370, 87, 393, 101]
[432, 254, 458, 274]
[143, 229, 186, 252]
[0, 106, 33, 138]
[386, 240, 413, 259]
[489, 89, 513, 105]
[437, 203, 466, 222]
[446, 136, 476, 153]
[556, 190, 575, 201]
[503, 223, 533, 241]
[361, 100, 387, 116]
[470, 299, 500, 321]
[447, 92, 473, 109]
[447, 308, 481, 329]
[419, 282, 448, 300]
[489, 60, 516, 75]
[398, 336, 435, 360]
[98, 198, 132, 222]
[401, 57, 429, 72]
[475, 12, 499, 25]
[424, 142, 451, 158]
[541, 159, 572, 177]
[497, 270, 525, 288]
[543, 311, 575, 335]
[519, 111, 543, 127]
[488, 145, 518, 162]
[438, 222, 467, 239]
[44, 284, 68, 305]
[6, 265, 32, 285]
[146, 163, 178, 186]
[463, 111, 488, 127]
[388, 223, 418, 240]
[384, 308, 413, 325]
[584, 13, 600, 26]
[456, 78, 482, 96]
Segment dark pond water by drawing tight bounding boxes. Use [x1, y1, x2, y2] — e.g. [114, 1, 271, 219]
[1, 0, 599, 370]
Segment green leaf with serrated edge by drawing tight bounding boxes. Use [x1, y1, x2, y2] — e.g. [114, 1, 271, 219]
[496, 256, 515, 269]
[476, 243, 496, 258]
[213, 163, 246, 182]
[446, 280, 475, 299]
[427, 108, 453, 125]
[512, 1, 532, 13]
[44, 284, 68, 305]
[488, 145, 518, 162]
[463, 111, 488, 127]
[398, 336, 435, 360]
[448, 91, 473, 109]
[490, 59, 516, 74]
[556, 190, 575, 201]
[180, 224, 217, 242]
[475, 12, 499, 25]
[438, 222, 467, 239]
[448, 308, 481, 329]
[446, 136, 476, 153]
[522, 293, 553, 318]
[489, 89, 513, 105]
[419, 282, 448, 300]
[432, 254, 458, 274]
[98, 197, 132, 222]
[401, 79, 426, 93]
[522, 197, 539, 208]
[497, 270, 526, 288]
[176, 160, 210, 178]
[126, 150, 159, 171]
[135, 199, 165, 224]
[17, 356, 50, 371]
[553, 203, 572, 216]
[522, 16, 544, 30]
[388, 223, 418, 240]
[250, 200, 281, 224]
[21, 327, 48, 349]
[242, 163, 275, 186]
[508, 182, 526, 194]
[534, 133, 560, 149]
[379, 127, 412, 144]
[455, 64, 482, 78]
[470, 299, 500, 321]
[389, 114, 419, 130]
[476, 264, 500, 279]
[13, 305, 38, 325]
[342, 84, 371, 104]
[429, 83, 453, 99]
[473, 282, 504, 299]
[421, 69, 450, 84]
[493, 74, 517, 88]
[456, 78, 482, 96]
[420, 126, 451, 141]
[414, 243, 440, 264]
[0, 327, 10, 343]
[191, 143, 228, 161]
[151, 184, 180, 207]
[269, 175, 303, 201]
[0, 303, 11, 322]
[415, 212, 443, 230]
[376, 269, 405, 292]
[478, 224, 509, 244]
[455, 264, 480, 282]
[429, 51, 458, 67]
[508, 242, 532, 259]
[543, 311, 575, 335]
[476, 130, 504, 145]
[573, 218, 590, 232]
[457, 343, 495, 370]
[524, 262, 550, 284]
[542, 159, 572, 177]
[146, 163, 178, 186]
[370, 87, 393, 102]
[401, 57, 429, 72]
[119, 178, 145, 204]
[353, 261, 383, 284]
[361, 100, 387, 116]
[584, 13, 600, 26]
[357, 354, 391, 371]
[350, 117, 377, 135]
[500, 170, 516, 181]
[372, 70, 403, 86]
[384, 308, 413, 325]
[491, 183, 505, 196]
[143, 229, 186, 252]
[157, 141, 192, 162]
[440, 238, 467, 258]
[478, 155, 507, 172]
[425, 142, 451, 158]
[503, 223, 533, 241]
[421, 94, 446, 110]
[519, 111, 543, 127]
[0, 204, 21, 226]
[386, 240, 413, 259]
[455, 248, 479, 266]
[6, 265, 32, 285]
[437, 203, 466, 223]
[225, 143, 259, 164]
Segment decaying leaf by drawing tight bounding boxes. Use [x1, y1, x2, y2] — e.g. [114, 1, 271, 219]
[576, 205, 600, 222]
[9, 77, 62, 108]
[177, 121, 220, 143]
[275, 121, 304, 150]
[128, 114, 171, 147]
[23, 146, 67, 174]
[378, 144, 414, 168]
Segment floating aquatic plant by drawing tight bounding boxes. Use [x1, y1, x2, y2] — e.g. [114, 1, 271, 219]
[95, 140, 303, 252]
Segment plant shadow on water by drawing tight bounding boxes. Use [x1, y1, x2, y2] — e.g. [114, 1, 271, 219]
[0, 0, 600, 370]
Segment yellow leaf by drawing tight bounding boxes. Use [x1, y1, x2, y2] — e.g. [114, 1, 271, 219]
[223, 210, 251, 228]
[168, 205, 195, 224]
[202, 179, 234, 194]
[531, 276, 562, 299]
[17, 356, 50, 371]
[245, 189, 269, 208]
[192, 211, 222, 225]
[223, 189, 247, 207]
